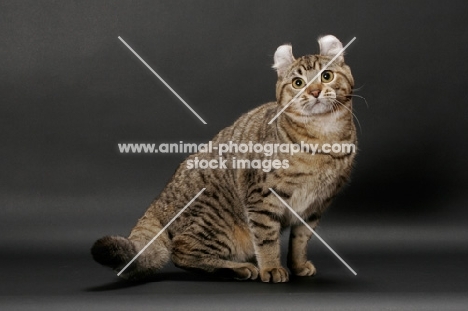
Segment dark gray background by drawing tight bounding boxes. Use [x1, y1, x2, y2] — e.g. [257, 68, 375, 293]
[1, 0, 468, 310]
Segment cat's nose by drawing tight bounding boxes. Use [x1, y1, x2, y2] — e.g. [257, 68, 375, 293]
[309, 89, 321, 98]
[306, 84, 322, 98]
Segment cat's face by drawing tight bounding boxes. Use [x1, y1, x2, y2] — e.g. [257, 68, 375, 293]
[273, 36, 354, 119]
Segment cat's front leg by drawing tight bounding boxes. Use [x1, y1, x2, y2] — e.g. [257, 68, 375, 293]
[287, 215, 320, 276]
[247, 203, 289, 283]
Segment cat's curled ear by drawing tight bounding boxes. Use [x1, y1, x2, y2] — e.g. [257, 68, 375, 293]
[273, 44, 294, 78]
[318, 35, 344, 63]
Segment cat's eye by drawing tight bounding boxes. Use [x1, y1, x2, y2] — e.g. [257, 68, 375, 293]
[321, 70, 334, 83]
[292, 78, 306, 89]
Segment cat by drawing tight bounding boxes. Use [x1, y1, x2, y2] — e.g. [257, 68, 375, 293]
[91, 35, 357, 283]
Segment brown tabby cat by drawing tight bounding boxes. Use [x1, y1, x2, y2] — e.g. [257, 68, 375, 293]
[92, 35, 357, 283]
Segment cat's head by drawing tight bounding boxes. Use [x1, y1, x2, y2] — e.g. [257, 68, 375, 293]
[273, 35, 354, 118]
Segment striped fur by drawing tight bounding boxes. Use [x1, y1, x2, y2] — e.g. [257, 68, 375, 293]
[92, 35, 357, 283]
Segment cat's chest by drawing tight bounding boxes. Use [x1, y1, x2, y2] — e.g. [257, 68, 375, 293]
[288, 184, 318, 214]
[286, 176, 338, 215]
[279, 156, 351, 215]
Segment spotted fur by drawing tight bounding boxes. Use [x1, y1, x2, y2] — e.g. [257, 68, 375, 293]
[92, 35, 357, 283]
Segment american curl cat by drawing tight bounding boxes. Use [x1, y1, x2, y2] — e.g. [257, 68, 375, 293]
[92, 35, 357, 283]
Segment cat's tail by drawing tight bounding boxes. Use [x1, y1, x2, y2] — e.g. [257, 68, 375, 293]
[91, 216, 171, 280]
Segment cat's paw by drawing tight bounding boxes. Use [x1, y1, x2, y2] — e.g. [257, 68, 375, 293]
[232, 263, 259, 281]
[289, 260, 317, 277]
[259, 266, 289, 283]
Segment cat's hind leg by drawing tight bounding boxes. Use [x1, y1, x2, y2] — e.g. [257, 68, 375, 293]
[171, 228, 258, 281]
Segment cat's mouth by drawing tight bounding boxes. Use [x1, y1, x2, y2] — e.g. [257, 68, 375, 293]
[301, 99, 332, 115]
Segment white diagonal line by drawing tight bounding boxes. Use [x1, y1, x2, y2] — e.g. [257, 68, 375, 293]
[117, 188, 206, 276]
[268, 37, 356, 124]
[118, 36, 207, 125]
[269, 188, 357, 276]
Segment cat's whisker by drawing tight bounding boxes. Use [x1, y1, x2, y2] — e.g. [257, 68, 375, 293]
[334, 99, 362, 134]
[334, 103, 342, 123]
[351, 84, 366, 92]
[332, 103, 339, 123]
[301, 110, 307, 127]
[344, 94, 369, 108]
[297, 101, 315, 123]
